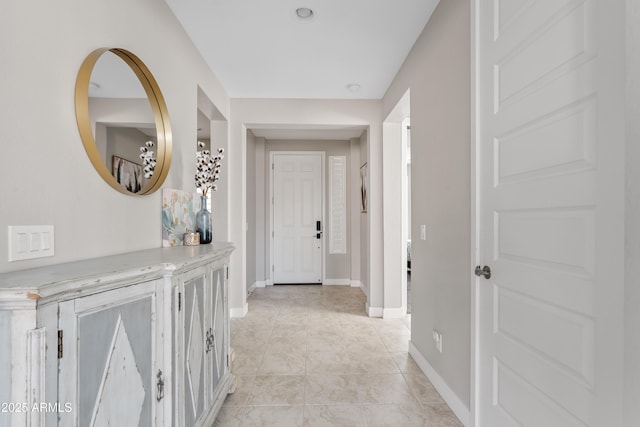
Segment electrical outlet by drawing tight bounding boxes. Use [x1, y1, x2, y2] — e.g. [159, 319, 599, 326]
[432, 329, 443, 353]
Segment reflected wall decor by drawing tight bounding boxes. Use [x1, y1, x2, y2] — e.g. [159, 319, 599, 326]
[112, 156, 145, 193]
[360, 162, 368, 213]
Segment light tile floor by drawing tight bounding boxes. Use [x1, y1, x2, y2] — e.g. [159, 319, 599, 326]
[215, 285, 462, 427]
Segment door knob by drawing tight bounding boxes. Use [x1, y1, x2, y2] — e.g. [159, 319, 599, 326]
[475, 265, 491, 279]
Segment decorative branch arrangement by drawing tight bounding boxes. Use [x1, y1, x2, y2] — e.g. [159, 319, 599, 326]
[139, 141, 157, 179]
[195, 141, 224, 196]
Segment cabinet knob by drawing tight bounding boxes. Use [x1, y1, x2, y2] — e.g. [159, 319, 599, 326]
[156, 370, 165, 402]
[205, 328, 214, 353]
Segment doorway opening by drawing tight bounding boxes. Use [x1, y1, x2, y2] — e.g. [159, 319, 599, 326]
[244, 127, 368, 311]
[196, 87, 228, 240]
[382, 89, 411, 323]
[404, 121, 411, 315]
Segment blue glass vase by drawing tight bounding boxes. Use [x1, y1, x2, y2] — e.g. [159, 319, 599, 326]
[195, 195, 212, 244]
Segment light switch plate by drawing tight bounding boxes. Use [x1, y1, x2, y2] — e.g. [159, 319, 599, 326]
[8, 225, 55, 261]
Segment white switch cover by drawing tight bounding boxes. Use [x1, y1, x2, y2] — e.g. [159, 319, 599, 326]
[420, 225, 426, 240]
[8, 225, 55, 261]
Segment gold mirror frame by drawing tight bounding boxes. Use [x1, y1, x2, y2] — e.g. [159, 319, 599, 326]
[75, 48, 172, 195]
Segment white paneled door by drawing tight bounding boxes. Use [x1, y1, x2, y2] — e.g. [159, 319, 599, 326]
[476, 0, 624, 426]
[272, 153, 323, 284]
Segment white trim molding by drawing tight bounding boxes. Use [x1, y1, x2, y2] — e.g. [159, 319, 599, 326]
[382, 307, 407, 319]
[409, 341, 470, 426]
[323, 279, 351, 286]
[248, 282, 256, 294]
[0, 290, 38, 310]
[366, 304, 383, 318]
[248, 281, 266, 295]
[230, 303, 248, 318]
[351, 280, 367, 296]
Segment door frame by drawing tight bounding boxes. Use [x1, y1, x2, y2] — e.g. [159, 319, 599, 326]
[268, 151, 326, 285]
[470, 2, 479, 426]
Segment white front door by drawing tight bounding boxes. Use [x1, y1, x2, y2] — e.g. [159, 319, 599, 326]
[272, 153, 323, 284]
[476, 1, 624, 426]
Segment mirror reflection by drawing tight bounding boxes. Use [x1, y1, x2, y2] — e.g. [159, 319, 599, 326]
[75, 48, 172, 195]
[89, 51, 156, 192]
[89, 52, 156, 193]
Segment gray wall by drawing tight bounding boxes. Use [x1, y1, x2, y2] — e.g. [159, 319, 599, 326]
[228, 99, 381, 315]
[382, 0, 471, 408]
[625, 0, 640, 424]
[89, 97, 154, 162]
[349, 138, 361, 283]
[255, 138, 267, 283]
[263, 139, 352, 282]
[107, 127, 152, 166]
[0, 0, 229, 274]
[359, 132, 369, 292]
[246, 130, 257, 288]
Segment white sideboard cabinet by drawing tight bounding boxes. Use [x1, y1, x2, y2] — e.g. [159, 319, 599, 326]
[0, 243, 234, 427]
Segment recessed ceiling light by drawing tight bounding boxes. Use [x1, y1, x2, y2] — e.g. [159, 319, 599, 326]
[347, 83, 361, 92]
[296, 7, 314, 20]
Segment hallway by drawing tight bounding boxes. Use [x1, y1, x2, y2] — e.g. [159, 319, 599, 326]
[215, 285, 461, 426]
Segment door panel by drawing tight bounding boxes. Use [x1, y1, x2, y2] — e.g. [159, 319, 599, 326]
[477, 0, 623, 425]
[183, 271, 206, 426]
[59, 281, 162, 427]
[208, 266, 226, 401]
[175, 264, 231, 427]
[273, 154, 323, 283]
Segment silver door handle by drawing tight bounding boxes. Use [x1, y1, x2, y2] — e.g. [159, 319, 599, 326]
[474, 265, 491, 279]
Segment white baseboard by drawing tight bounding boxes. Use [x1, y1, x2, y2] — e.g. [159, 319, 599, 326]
[323, 278, 351, 286]
[409, 342, 470, 426]
[251, 281, 266, 291]
[230, 303, 248, 318]
[366, 304, 383, 318]
[265, 279, 274, 286]
[383, 307, 407, 318]
[351, 280, 367, 296]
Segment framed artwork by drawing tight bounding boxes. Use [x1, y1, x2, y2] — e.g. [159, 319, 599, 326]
[112, 156, 144, 193]
[162, 189, 199, 247]
[360, 162, 368, 213]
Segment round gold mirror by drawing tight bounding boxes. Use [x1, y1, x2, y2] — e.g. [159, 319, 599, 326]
[75, 48, 172, 195]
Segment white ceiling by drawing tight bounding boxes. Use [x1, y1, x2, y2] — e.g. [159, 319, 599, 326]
[164, 0, 439, 100]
